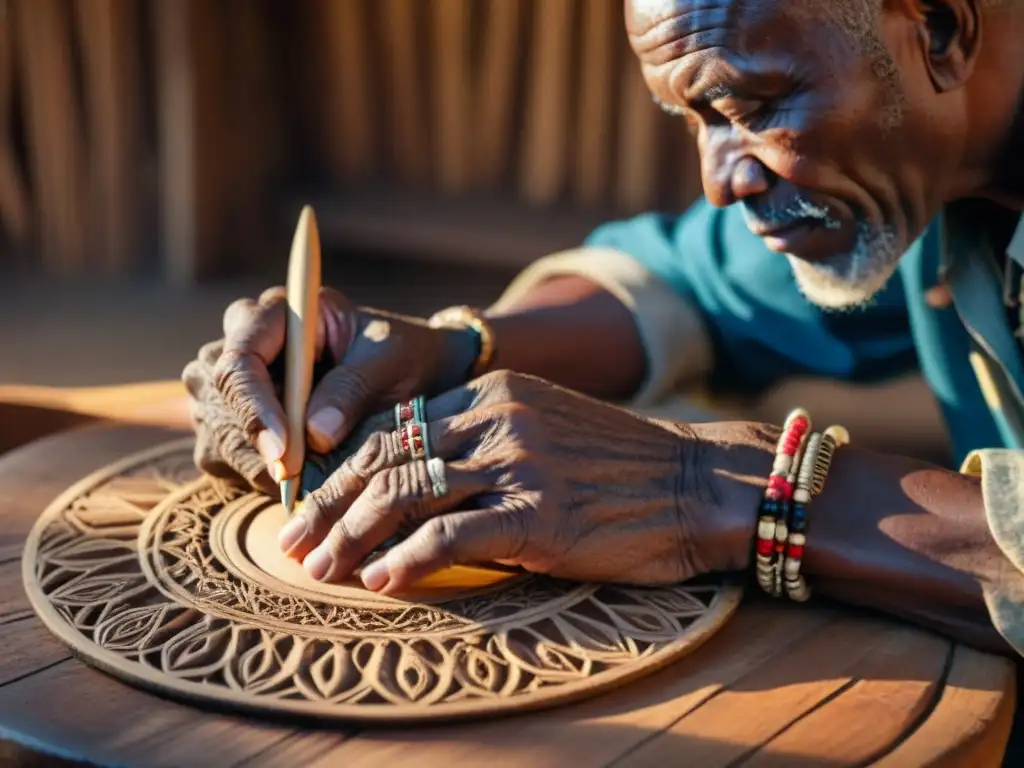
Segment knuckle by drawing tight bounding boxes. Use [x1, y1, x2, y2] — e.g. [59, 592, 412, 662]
[431, 515, 459, 557]
[181, 359, 206, 395]
[197, 339, 224, 367]
[299, 491, 334, 535]
[224, 297, 256, 320]
[477, 369, 531, 403]
[258, 286, 287, 306]
[348, 431, 393, 477]
[366, 468, 402, 508]
[212, 348, 244, 392]
[324, 516, 359, 560]
[212, 350, 265, 435]
[320, 366, 373, 405]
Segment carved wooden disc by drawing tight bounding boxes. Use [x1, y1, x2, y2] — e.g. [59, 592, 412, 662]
[22, 438, 742, 724]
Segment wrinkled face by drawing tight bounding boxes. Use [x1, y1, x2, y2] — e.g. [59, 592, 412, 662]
[626, 0, 965, 309]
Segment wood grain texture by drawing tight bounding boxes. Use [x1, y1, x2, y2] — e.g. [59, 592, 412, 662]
[615, 56, 660, 214]
[313, 0, 375, 180]
[573, 0, 618, 205]
[13, 0, 89, 274]
[0, 7, 29, 253]
[76, 0, 143, 275]
[381, 0, 429, 184]
[22, 439, 741, 723]
[153, 0, 231, 284]
[474, 0, 525, 187]
[0, 423, 1015, 766]
[519, 0, 577, 205]
[431, 0, 472, 193]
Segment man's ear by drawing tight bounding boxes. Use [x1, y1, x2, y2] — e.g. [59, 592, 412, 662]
[914, 0, 982, 92]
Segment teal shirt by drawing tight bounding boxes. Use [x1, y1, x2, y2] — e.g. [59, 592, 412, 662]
[585, 199, 1023, 467]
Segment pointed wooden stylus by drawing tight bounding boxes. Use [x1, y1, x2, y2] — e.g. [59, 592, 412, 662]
[280, 205, 322, 513]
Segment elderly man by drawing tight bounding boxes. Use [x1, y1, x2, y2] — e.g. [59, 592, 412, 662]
[184, 0, 1024, 674]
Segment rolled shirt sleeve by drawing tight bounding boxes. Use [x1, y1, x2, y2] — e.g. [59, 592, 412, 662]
[490, 246, 714, 407]
[961, 449, 1024, 656]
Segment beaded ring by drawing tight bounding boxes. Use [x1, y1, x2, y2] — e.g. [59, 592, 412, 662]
[399, 421, 431, 461]
[394, 396, 426, 432]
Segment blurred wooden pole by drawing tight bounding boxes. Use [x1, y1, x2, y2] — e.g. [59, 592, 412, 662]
[616, 56, 660, 213]
[314, 0, 375, 181]
[0, 3, 30, 255]
[573, 0, 617, 206]
[221, 0, 284, 271]
[431, 0, 472, 194]
[519, 0, 576, 205]
[474, 0, 523, 188]
[14, 0, 90, 275]
[77, 0, 143, 275]
[154, 0, 229, 284]
[382, 0, 428, 185]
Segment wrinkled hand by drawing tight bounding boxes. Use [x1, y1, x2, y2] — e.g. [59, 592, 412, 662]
[182, 286, 478, 491]
[279, 370, 766, 594]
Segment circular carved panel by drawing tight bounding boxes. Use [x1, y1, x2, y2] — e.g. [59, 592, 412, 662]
[23, 439, 742, 723]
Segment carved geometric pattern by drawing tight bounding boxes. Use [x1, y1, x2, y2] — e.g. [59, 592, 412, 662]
[24, 439, 742, 723]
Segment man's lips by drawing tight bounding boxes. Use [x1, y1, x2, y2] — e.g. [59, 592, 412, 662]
[745, 217, 820, 239]
[746, 216, 846, 261]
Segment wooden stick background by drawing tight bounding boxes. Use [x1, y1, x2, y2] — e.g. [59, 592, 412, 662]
[3, 0, 705, 280]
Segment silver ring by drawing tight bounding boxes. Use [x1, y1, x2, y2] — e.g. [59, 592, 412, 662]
[426, 457, 448, 498]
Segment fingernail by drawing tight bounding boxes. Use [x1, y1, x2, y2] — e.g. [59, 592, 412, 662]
[307, 408, 344, 447]
[269, 460, 286, 484]
[360, 558, 390, 591]
[303, 547, 333, 581]
[257, 429, 285, 462]
[278, 515, 307, 554]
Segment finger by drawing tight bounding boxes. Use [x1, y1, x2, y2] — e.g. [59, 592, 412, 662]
[303, 363, 375, 452]
[257, 286, 287, 305]
[301, 459, 490, 583]
[424, 383, 480, 421]
[280, 417, 487, 559]
[216, 295, 289, 472]
[361, 507, 524, 594]
[319, 289, 358, 364]
[191, 403, 277, 494]
[423, 369, 515, 421]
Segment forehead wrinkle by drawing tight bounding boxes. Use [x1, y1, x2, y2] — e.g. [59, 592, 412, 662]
[629, 0, 739, 67]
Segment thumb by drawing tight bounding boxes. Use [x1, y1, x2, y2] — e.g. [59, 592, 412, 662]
[304, 362, 379, 452]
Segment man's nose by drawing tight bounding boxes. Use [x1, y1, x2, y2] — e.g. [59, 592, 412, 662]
[700, 133, 770, 207]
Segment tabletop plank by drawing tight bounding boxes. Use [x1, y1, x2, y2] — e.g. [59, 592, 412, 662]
[614, 617, 944, 767]
[0, 561, 28, 620]
[872, 644, 1015, 768]
[0, 421, 1016, 767]
[734, 628, 950, 766]
[0, 657, 302, 767]
[0, 613, 73, 688]
[309, 603, 831, 768]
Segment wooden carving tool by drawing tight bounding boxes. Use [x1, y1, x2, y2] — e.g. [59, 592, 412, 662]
[280, 205, 322, 513]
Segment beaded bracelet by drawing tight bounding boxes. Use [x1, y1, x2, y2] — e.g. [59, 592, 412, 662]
[783, 424, 849, 601]
[755, 409, 810, 597]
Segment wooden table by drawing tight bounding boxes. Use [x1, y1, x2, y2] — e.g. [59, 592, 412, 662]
[0, 417, 1017, 767]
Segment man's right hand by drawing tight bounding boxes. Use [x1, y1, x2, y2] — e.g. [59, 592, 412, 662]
[181, 285, 480, 492]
